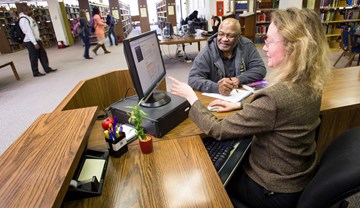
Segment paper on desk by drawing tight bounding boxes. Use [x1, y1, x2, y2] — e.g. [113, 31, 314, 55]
[78, 159, 105, 182]
[122, 124, 137, 143]
[202, 89, 253, 103]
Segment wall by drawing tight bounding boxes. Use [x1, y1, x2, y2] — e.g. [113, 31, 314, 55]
[47, 0, 69, 46]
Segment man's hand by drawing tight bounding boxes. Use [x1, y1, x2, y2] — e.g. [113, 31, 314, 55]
[34, 44, 40, 50]
[218, 78, 234, 96]
[230, 77, 240, 88]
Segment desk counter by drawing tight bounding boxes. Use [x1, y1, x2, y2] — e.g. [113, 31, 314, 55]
[64, 135, 232, 207]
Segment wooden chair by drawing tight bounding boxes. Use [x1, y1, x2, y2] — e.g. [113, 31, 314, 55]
[333, 28, 360, 67]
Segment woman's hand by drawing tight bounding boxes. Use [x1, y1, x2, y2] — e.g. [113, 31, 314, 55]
[168, 76, 198, 105]
[208, 99, 241, 112]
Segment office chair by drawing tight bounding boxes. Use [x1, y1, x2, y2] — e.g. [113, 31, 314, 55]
[297, 127, 360, 208]
[333, 27, 360, 67]
[228, 127, 360, 208]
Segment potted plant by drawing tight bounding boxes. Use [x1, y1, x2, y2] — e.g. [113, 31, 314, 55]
[127, 100, 153, 154]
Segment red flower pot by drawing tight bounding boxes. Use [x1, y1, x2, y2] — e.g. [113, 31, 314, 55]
[139, 134, 153, 154]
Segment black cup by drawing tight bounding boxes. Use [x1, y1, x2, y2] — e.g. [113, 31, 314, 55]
[105, 132, 128, 157]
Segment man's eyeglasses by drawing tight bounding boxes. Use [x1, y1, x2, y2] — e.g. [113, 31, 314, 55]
[264, 35, 283, 47]
[217, 32, 239, 40]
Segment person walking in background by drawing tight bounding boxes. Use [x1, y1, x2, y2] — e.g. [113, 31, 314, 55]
[19, 4, 57, 77]
[105, 8, 118, 46]
[92, 6, 110, 55]
[169, 8, 331, 208]
[79, 10, 92, 60]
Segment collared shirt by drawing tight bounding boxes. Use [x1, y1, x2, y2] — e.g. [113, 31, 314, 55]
[19, 12, 40, 45]
[219, 45, 237, 78]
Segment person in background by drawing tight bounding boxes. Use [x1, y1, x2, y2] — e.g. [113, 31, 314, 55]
[79, 10, 92, 60]
[92, 6, 110, 55]
[188, 10, 200, 22]
[169, 8, 331, 208]
[211, 15, 221, 34]
[105, 9, 118, 46]
[188, 18, 266, 95]
[182, 10, 200, 26]
[19, 4, 57, 77]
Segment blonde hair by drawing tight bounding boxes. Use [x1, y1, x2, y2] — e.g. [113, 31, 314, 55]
[268, 8, 331, 99]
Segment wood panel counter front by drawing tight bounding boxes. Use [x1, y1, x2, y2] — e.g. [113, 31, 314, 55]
[0, 107, 98, 208]
[63, 135, 233, 207]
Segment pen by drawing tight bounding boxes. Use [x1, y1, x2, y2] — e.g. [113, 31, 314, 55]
[229, 77, 239, 93]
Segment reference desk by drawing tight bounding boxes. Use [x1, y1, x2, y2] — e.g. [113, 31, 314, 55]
[317, 66, 360, 158]
[2, 66, 359, 207]
[62, 97, 233, 207]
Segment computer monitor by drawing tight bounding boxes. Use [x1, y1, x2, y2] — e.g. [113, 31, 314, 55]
[123, 30, 171, 108]
[165, 22, 174, 36]
[188, 20, 196, 34]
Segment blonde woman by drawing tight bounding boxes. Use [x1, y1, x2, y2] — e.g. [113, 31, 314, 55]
[169, 8, 331, 208]
[92, 6, 110, 55]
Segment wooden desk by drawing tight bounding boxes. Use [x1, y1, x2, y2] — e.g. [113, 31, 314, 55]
[64, 136, 232, 207]
[0, 107, 98, 208]
[53, 70, 232, 207]
[317, 66, 360, 157]
[5, 67, 359, 207]
[158, 35, 208, 52]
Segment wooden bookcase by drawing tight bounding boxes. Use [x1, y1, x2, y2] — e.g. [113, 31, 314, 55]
[65, 4, 79, 22]
[119, 1, 132, 39]
[108, 0, 132, 43]
[32, 6, 57, 48]
[0, 7, 24, 53]
[239, 12, 255, 42]
[234, 0, 250, 19]
[0, 4, 56, 54]
[156, 0, 176, 29]
[254, 0, 279, 44]
[320, 0, 360, 49]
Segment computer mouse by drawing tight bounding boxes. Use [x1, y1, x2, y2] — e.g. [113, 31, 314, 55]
[207, 105, 224, 112]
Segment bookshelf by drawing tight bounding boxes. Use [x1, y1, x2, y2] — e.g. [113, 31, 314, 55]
[0, 7, 23, 53]
[239, 12, 255, 42]
[119, 1, 132, 39]
[65, 4, 80, 39]
[0, 4, 56, 54]
[89, 2, 108, 16]
[32, 6, 57, 48]
[65, 4, 79, 22]
[234, 0, 250, 19]
[254, 0, 279, 44]
[156, 0, 176, 29]
[320, 0, 360, 49]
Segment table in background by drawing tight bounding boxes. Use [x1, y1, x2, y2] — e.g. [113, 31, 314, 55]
[158, 34, 208, 60]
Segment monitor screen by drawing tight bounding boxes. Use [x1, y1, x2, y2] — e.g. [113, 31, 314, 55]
[188, 21, 196, 34]
[123, 30, 171, 108]
[165, 22, 174, 36]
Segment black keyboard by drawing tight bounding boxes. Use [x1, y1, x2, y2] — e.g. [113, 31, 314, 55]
[203, 137, 237, 171]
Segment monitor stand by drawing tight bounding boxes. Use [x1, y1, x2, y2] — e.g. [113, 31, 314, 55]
[141, 91, 171, 108]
